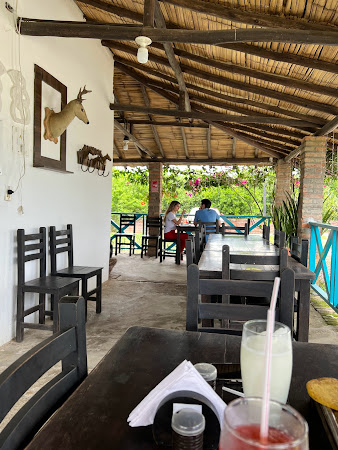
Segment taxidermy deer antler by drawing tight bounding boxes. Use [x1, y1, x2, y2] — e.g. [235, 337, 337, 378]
[43, 86, 92, 144]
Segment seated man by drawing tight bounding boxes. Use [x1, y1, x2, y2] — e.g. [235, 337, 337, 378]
[194, 198, 221, 241]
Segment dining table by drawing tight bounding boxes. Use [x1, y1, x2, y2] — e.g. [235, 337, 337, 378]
[26, 326, 337, 450]
[198, 234, 316, 342]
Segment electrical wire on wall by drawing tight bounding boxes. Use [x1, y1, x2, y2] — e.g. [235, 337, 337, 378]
[11, 0, 26, 214]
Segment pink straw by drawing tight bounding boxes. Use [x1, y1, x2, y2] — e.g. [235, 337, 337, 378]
[260, 277, 281, 442]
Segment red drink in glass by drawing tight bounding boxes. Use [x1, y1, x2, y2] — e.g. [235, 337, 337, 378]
[219, 398, 308, 450]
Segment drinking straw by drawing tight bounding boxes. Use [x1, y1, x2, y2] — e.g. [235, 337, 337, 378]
[260, 277, 281, 441]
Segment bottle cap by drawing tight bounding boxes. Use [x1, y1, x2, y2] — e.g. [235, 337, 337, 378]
[194, 363, 217, 382]
[171, 408, 205, 437]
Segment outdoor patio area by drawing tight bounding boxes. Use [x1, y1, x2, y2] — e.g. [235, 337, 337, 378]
[1, 253, 337, 376]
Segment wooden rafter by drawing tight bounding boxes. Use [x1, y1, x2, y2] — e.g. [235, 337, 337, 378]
[159, 0, 335, 31]
[106, 42, 334, 117]
[18, 19, 338, 46]
[118, 120, 209, 128]
[114, 62, 308, 150]
[114, 120, 156, 158]
[113, 139, 123, 159]
[140, 85, 164, 157]
[114, 55, 337, 116]
[207, 125, 211, 159]
[315, 116, 338, 137]
[110, 104, 317, 127]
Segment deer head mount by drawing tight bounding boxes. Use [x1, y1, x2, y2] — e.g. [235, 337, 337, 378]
[43, 86, 91, 144]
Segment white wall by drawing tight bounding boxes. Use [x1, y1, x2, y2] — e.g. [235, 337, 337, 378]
[0, 0, 114, 345]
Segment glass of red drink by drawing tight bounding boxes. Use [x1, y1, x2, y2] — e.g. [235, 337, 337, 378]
[219, 397, 308, 450]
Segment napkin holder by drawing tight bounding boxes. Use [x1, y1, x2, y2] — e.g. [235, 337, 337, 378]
[152, 390, 220, 449]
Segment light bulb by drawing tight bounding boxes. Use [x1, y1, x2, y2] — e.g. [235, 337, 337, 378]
[137, 46, 148, 64]
[123, 142, 129, 150]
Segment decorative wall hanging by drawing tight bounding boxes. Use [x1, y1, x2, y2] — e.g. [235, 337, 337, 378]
[33, 65, 68, 172]
[77, 145, 111, 177]
[0, 59, 31, 123]
[43, 86, 91, 144]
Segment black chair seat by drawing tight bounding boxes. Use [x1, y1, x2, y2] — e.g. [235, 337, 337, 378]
[23, 276, 79, 291]
[54, 266, 102, 277]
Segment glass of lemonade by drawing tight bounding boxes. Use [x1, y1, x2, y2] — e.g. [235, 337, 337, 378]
[241, 320, 292, 404]
[219, 397, 309, 450]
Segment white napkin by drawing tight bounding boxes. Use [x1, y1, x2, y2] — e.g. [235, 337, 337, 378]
[127, 360, 226, 427]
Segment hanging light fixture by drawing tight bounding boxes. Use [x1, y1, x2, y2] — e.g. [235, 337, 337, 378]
[123, 135, 129, 151]
[135, 36, 152, 64]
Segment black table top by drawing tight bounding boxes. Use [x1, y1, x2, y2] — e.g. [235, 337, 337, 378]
[199, 234, 315, 280]
[26, 326, 338, 449]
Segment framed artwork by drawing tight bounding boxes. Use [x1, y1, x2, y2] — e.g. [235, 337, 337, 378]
[33, 65, 68, 172]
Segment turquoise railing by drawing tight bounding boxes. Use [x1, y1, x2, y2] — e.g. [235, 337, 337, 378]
[309, 221, 338, 313]
[111, 213, 270, 252]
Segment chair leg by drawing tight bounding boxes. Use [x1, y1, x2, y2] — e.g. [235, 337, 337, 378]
[16, 288, 24, 342]
[82, 279, 88, 321]
[52, 294, 59, 333]
[115, 237, 118, 255]
[96, 271, 102, 314]
[141, 237, 144, 258]
[39, 293, 45, 324]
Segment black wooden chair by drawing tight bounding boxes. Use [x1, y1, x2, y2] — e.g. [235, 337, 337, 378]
[114, 214, 137, 256]
[16, 227, 79, 342]
[221, 220, 249, 236]
[186, 238, 196, 267]
[49, 224, 103, 316]
[141, 216, 162, 260]
[186, 264, 294, 335]
[0, 296, 87, 450]
[194, 223, 206, 263]
[274, 229, 286, 248]
[263, 224, 270, 241]
[290, 237, 309, 267]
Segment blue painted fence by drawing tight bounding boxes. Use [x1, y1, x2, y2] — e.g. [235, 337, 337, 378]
[111, 212, 270, 252]
[309, 221, 338, 313]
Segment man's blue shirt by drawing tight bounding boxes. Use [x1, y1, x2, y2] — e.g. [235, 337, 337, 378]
[194, 208, 220, 241]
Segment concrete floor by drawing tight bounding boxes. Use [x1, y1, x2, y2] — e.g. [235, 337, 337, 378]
[1, 252, 337, 374]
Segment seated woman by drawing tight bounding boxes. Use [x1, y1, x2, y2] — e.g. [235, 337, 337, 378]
[164, 201, 189, 254]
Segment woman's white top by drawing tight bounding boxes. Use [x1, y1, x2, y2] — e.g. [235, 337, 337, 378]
[164, 211, 177, 233]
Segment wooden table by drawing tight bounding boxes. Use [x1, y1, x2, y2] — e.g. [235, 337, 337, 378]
[199, 234, 315, 342]
[176, 224, 198, 264]
[26, 326, 338, 450]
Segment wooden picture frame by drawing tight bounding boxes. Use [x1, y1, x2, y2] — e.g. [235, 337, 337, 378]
[33, 65, 68, 172]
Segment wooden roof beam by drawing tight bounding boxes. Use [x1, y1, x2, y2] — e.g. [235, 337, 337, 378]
[315, 116, 338, 136]
[113, 157, 272, 165]
[110, 103, 317, 127]
[113, 140, 123, 159]
[18, 19, 338, 46]
[207, 125, 211, 159]
[113, 55, 337, 116]
[159, 0, 336, 31]
[140, 85, 165, 157]
[143, 0, 155, 27]
[118, 119, 209, 128]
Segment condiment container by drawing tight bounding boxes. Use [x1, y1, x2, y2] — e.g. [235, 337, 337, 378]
[172, 408, 205, 450]
[194, 363, 217, 390]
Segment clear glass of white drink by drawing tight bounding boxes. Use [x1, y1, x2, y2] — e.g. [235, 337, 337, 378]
[240, 320, 293, 404]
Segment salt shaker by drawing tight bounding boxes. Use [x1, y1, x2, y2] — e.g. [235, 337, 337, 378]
[194, 363, 217, 390]
[171, 408, 205, 450]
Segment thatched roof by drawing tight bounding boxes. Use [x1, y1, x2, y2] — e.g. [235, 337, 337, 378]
[20, 0, 338, 165]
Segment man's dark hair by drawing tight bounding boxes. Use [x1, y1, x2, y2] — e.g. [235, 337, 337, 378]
[201, 198, 211, 209]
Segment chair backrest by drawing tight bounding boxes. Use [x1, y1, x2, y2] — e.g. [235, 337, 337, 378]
[50, 224, 74, 273]
[119, 214, 136, 233]
[17, 227, 47, 285]
[290, 237, 309, 267]
[194, 224, 206, 262]
[197, 220, 220, 237]
[222, 245, 288, 281]
[0, 297, 87, 450]
[263, 224, 270, 241]
[186, 264, 294, 335]
[146, 216, 162, 236]
[274, 229, 286, 248]
[221, 221, 249, 236]
[186, 238, 196, 267]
